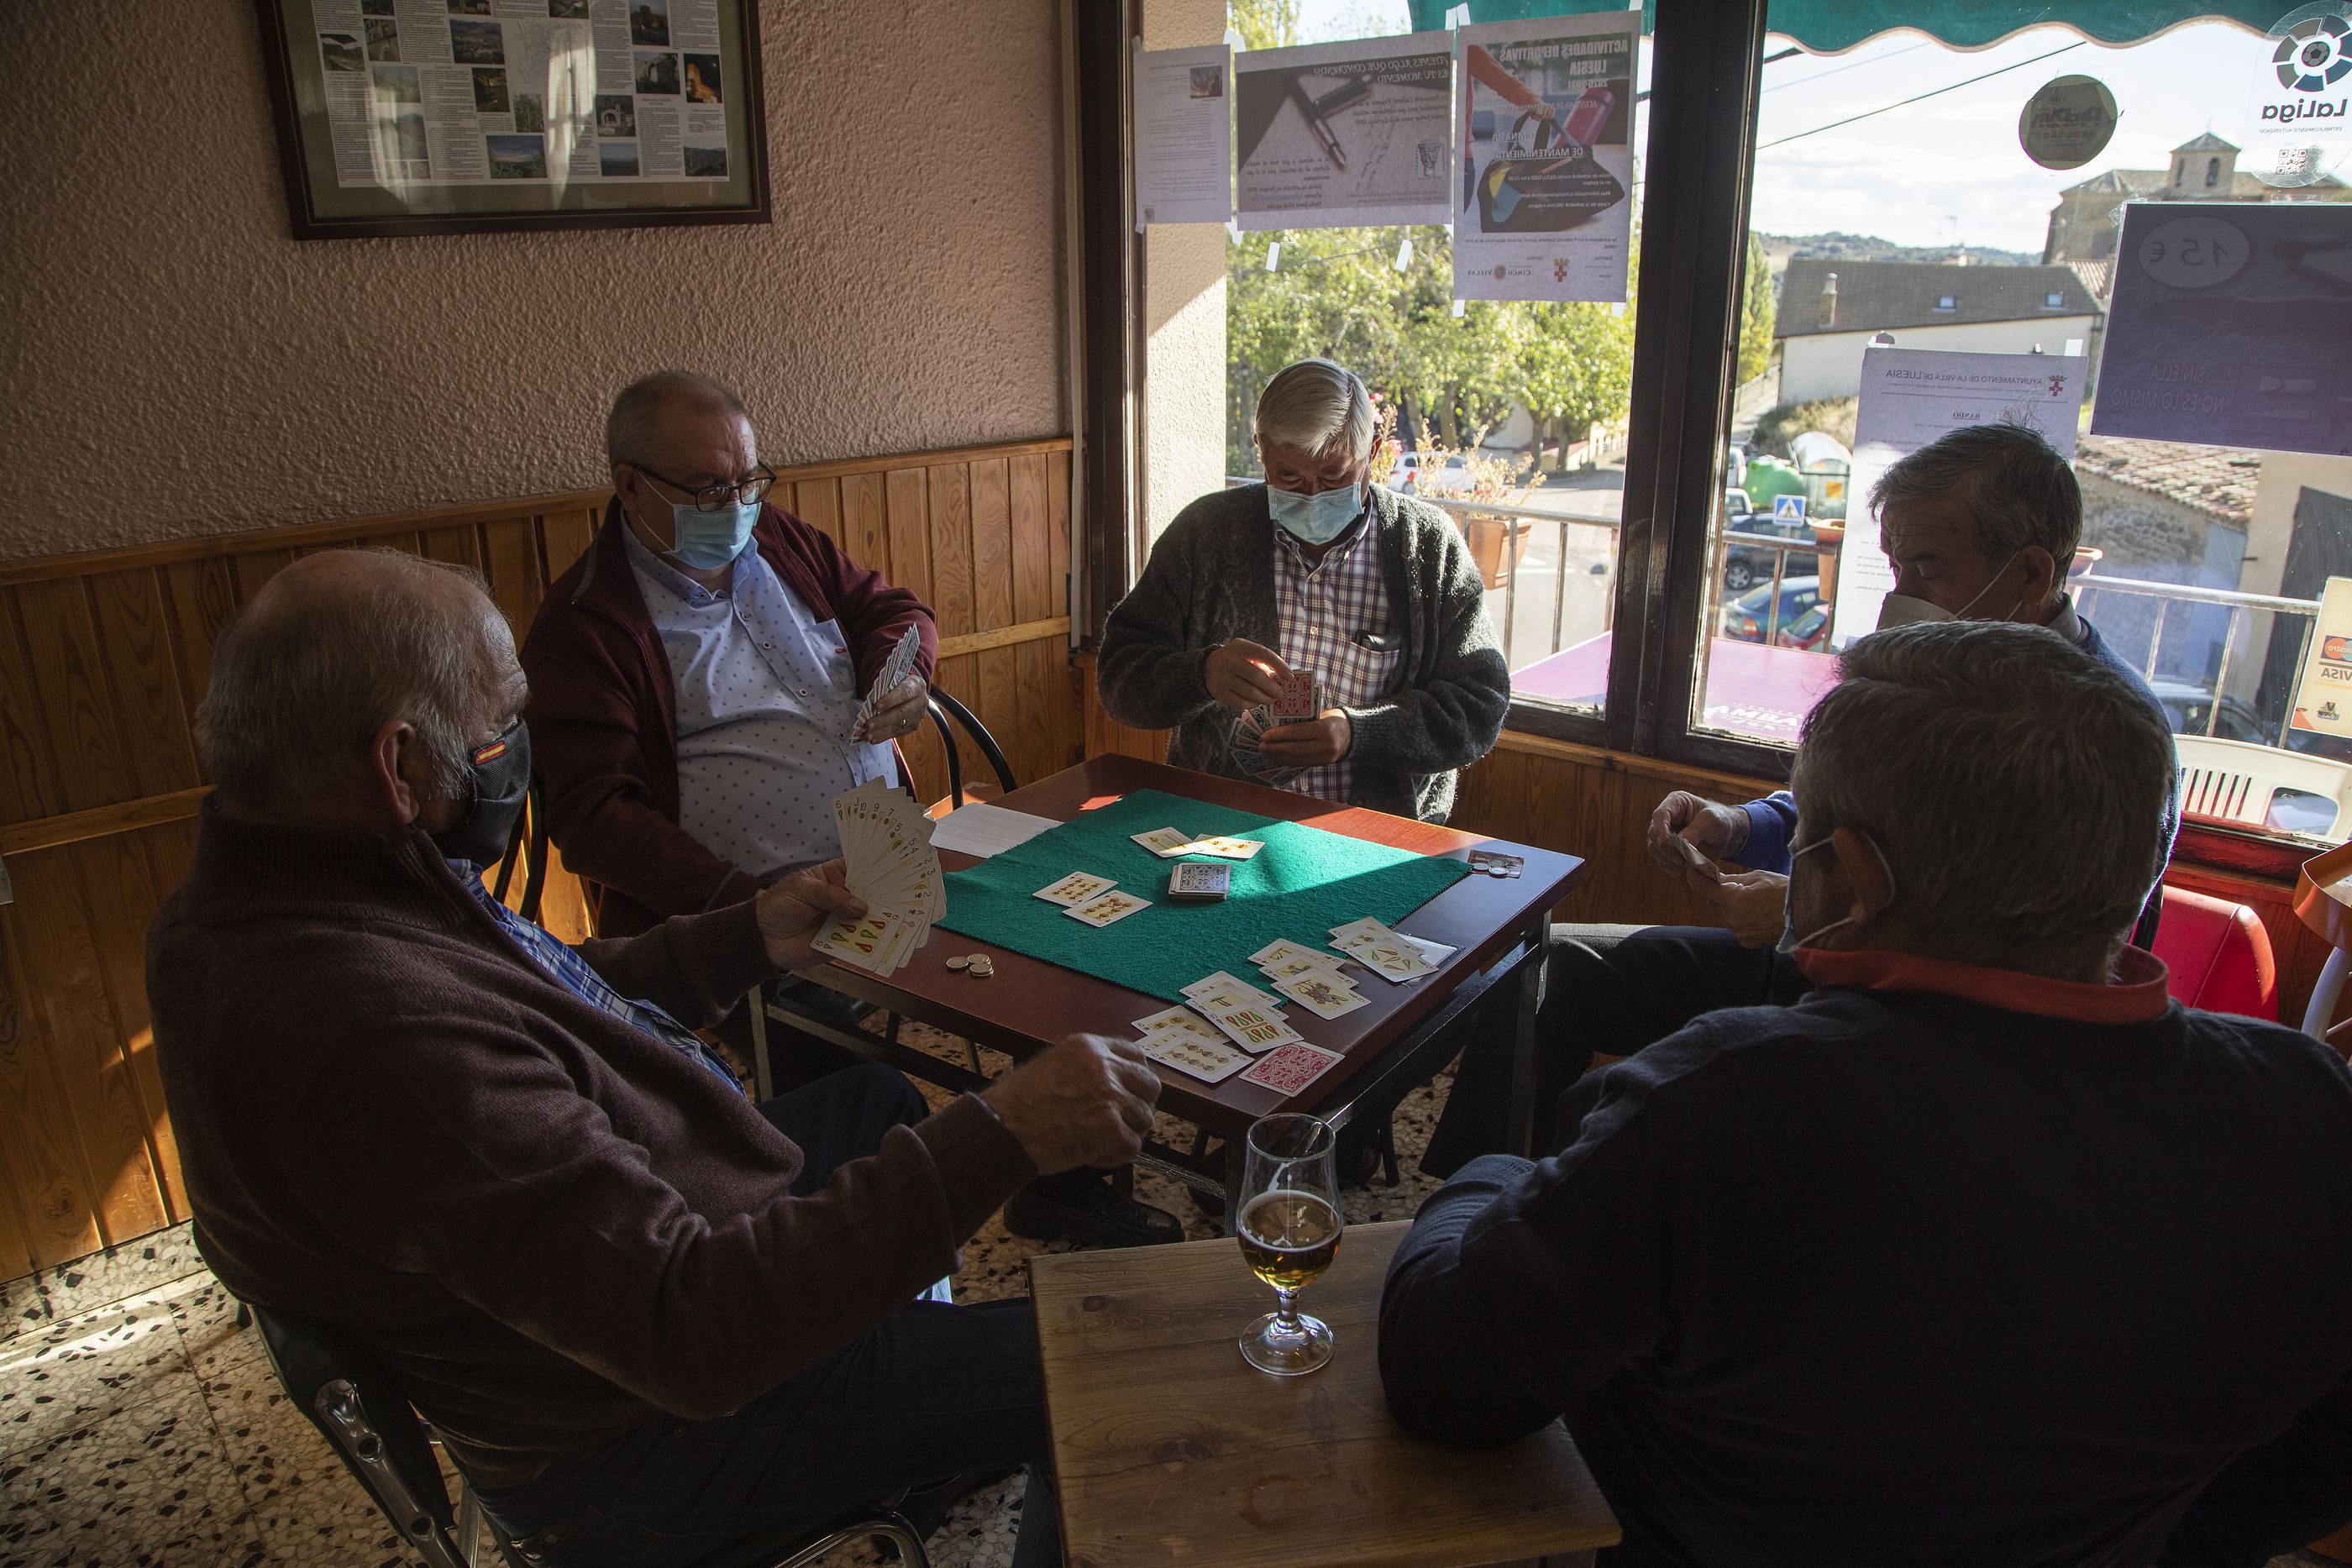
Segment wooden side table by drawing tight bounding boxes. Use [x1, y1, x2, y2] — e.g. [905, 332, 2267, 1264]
[2294, 839, 2352, 1039]
[1028, 1219, 1619, 1568]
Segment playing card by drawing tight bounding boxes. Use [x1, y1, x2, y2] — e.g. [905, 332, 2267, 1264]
[1133, 1004, 1221, 1041]
[1274, 972, 1369, 1019]
[1467, 850, 1525, 879]
[1260, 952, 1347, 985]
[1203, 1001, 1303, 1053]
[1240, 1041, 1346, 1096]
[1252, 938, 1349, 975]
[1184, 835, 1264, 860]
[812, 910, 905, 973]
[853, 624, 923, 733]
[1272, 670, 1319, 723]
[1168, 862, 1230, 901]
[1131, 826, 1198, 858]
[1140, 1030, 1250, 1083]
[1330, 917, 1440, 983]
[1064, 889, 1152, 927]
[1668, 835, 1723, 884]
[1033, 871, 1117, 907]
[821, 782, 944, 975]
[1183, 971, 1285, 1012]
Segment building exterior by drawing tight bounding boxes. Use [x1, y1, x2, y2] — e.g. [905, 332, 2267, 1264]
[1774, 258, 2100, 403]
[2042, 134, 2349, 265]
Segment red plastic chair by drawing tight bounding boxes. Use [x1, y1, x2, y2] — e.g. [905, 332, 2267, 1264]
[2151, 884, 2278, 1021]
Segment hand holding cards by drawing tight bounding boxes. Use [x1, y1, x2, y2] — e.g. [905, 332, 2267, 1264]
[811, 779, 944, 976]
[852, 624, 923, 738]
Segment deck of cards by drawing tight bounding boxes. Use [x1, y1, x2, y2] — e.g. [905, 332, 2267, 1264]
[852, 624, 923, 738]
[1168, 862, 1230, 902]
[1229, 669, 1325, 784]
[811, 779, 944, 976]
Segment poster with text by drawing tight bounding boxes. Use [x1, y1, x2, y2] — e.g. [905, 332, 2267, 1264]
[1830, 347, 2088, 649]
[2092, 201, 2352, 457]
[2292, 575, 2352, 741]
[311, 0, 732, 187]
[1235, 34, 1452, 230]
[1134, 41, 1233, 228]
[1452, 13, 1637, 302]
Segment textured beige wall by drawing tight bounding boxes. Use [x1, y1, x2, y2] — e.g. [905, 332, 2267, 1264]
[1138, 0, 1230, 548]
[0, 1, 1069, 563]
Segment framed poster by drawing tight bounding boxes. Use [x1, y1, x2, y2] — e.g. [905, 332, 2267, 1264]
[255, 0, 769, 240]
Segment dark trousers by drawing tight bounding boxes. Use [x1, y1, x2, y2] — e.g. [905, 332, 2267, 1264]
[1422, 924, 1809, 1177]
[476, 1062, 1058, 1568]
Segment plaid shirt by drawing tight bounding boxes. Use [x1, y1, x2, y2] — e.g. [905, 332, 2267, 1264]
[454, 863, 742, 1091]
[1273, 511, 1400, 804]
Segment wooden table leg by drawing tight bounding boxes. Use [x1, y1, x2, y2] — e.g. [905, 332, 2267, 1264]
[1504, 913, 1550, 1158]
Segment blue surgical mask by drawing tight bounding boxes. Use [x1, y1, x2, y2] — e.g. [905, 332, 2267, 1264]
[669, 496, 760, 570]
[1268, 483, 1363, 545]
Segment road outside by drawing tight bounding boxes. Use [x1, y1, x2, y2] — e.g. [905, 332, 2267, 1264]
[1462, 464, 1626, 674]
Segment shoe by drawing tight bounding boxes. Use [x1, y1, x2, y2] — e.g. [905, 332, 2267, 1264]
[1003, 1175, 1182, 1247]
[898, 1465, 1021, 1539]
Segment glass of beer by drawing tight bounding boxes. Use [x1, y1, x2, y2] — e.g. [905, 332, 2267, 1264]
[1235, 1113, 1344, 1377]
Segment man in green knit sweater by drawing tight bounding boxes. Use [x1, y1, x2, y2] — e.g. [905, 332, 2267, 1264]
[1099, 358, 1509, 824]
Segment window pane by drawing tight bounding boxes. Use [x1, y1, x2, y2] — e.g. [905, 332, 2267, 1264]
[1224, 0, 1656, 720]
[1695, 14, 2352, 843]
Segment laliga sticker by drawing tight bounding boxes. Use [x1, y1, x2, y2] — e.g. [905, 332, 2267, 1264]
[2019, 75, 2118, 170]
[2248, 1, 2352, 187]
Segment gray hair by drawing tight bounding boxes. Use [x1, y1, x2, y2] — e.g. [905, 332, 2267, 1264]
[1792, 621, 2172, 975]
[606, 371, 751, 468]
[1252, 359, 1373, 460]
[195, 549, 512, 812]
[1870, 422, 2082, 570]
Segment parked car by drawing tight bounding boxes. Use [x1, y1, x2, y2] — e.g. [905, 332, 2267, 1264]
[1723, 512, 1820, 592]
[2147, 675, 2268, 745]
[1392, 451, 1469, 496]
[1721, 576, 1820, 643]
[1773, 601, 1832, 652]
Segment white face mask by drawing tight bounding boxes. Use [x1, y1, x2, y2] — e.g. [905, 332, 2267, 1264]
[1776, 829, 1898, 954]
[1875, 551, 2026, 631]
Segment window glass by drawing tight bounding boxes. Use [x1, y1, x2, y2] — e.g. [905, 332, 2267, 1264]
[1226, 0, 1656, 720]
[1696, 13, 2352, 843]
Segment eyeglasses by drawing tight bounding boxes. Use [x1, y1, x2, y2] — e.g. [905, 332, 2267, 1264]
[627, 462, 778, 513]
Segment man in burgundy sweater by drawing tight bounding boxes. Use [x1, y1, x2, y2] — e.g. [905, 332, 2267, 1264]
[523, 372, 1178, 1248]
[150, 548, 1159, 1568]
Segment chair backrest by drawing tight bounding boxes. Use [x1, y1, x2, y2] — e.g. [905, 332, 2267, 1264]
[2174, 734, 2352, 838]
[2153, 884, 2280, 1020]
[924, 687, 1018, 814]
[249, 1302, 476, 1568]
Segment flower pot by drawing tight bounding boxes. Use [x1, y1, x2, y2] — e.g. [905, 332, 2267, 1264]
[1462, 515, 1536, 591]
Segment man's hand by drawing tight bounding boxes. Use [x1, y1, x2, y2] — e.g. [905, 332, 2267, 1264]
[1688, 868, 1788, 949]
[981, 1034, 1161, 1174]
[1204, 638, 1291, 711]
[853, 674, 929, 743]
[1645, 790, 1751, 876]
[1256, 709, 1353, 768]
[755, 861, 868, 968]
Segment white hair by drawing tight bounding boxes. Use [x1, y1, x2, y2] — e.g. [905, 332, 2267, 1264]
[1252, 359, 1373, 460]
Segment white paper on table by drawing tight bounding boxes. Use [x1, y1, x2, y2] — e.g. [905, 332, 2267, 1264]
[1133, 40, 1233, 228]
[1234, 32, 1453, 231]
[928, 803, 1061, 860]
[1830, 347, 2087, 650]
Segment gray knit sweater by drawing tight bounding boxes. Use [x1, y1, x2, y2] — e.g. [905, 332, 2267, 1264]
[1098, 483, 1510, 822]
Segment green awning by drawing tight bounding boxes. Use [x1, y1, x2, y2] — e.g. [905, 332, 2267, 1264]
[1405, 0, 2276, 52]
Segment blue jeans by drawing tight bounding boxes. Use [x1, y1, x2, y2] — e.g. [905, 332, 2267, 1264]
[477, 1062, 1058, 1567]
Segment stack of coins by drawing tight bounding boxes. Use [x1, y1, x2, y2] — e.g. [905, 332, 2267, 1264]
[969, 955, 995, 978]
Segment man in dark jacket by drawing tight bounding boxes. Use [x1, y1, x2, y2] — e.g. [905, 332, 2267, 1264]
[1098, 358, 1509, 825]
[524, 372, 1176, 1247]
[153, 548, 1160, 1568]
[1382, 621, 2352, 1567]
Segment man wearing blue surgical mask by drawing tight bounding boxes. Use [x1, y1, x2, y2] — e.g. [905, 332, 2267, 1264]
[1099, 357, 1509, 823]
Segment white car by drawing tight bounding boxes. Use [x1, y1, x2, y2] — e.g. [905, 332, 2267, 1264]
[1391, 451, 1470, 496]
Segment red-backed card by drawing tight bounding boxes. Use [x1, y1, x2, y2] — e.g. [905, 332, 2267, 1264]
[1273, 671, 1319, 722]
[1239, 1041, 1345, 1096]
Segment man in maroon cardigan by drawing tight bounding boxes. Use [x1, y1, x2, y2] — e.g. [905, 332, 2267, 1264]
[524, 373, 1178, 1248]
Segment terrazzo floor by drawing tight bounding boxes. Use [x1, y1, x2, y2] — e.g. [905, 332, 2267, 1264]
[0, 1018, 2338, 1568]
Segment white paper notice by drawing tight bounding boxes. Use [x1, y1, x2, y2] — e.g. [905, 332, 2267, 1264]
[1134, 41, 1233, 228]
[2092, 201, 2352, 458]
[1452, 13, 1638, 302]
[1235, 34, 1453, 231]
[310, 0, 735, 190]
[928, 803, 1061, 860]
[1830, 347, 2088, 649]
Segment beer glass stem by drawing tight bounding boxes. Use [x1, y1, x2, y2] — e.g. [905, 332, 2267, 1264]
[1273, 1286, 1302, 1332]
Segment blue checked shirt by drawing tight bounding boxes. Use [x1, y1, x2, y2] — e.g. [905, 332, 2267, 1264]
[456, 863, 742, 1090]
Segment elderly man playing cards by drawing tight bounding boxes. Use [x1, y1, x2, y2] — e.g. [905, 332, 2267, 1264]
[1098, 357, 1510, 823]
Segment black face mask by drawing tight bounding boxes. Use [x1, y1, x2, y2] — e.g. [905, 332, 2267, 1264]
[431, 718, 532, 868]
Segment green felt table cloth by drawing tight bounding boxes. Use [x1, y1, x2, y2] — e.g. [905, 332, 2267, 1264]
[936, 789, 1473, 1006]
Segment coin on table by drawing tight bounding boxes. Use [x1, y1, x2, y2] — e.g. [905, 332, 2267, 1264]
[969, 957, 995, 977]
[945, 956, 969, 971]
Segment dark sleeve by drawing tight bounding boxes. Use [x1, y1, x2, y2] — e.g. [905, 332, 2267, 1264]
[1098, 513, 1224, 732]
[522, 611, 764, 921]
[573, 899, 779, 1032]
[284, 1027, 1037, 1422]
[1345, 517, 1509, 777]
[1381, 1060, 1687, 1446]
[2160, 1376, 2352, 1566]
[780, 511, 938, 690]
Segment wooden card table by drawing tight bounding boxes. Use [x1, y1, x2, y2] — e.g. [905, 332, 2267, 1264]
[1027, 1219, 1619, 1567]
[769, 755, 1584, 1204]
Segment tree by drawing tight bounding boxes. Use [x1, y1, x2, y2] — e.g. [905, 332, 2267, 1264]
[1227, 0, 1299, 50]
[1735, 233, 1776, 387]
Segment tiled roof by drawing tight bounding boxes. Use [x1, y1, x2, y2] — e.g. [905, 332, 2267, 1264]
[2062, 169, 2169, 196]
[2173, 133, 2237, 154]
[1778, 259, 2102, 338]
[2074, 434, 2261, 525]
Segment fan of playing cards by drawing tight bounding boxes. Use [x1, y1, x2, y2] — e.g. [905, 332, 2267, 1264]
[1229, 669, 1322, 784]
[811, 779, 945, 976]
[852, 625, 924, 739]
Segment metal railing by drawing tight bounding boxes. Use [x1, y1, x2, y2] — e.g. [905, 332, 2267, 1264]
[2071, 572, 2322, 746]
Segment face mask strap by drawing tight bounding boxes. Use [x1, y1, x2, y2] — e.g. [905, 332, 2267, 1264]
[1782, 826, 1898, 952]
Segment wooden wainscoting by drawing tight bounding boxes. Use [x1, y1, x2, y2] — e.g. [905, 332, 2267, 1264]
[0, 438, 1078, 1282]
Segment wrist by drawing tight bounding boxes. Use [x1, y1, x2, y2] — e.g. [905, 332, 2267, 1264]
[1719, 805, 1751, 857]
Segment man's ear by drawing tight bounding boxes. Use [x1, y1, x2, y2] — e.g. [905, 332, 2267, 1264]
[367, 717, 425, 826]
[1830, 825, 1894, 917]
[2016, 545, 2061, 616]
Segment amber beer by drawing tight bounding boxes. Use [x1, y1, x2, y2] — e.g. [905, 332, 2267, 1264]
[1237, 1190, 1342, 1291]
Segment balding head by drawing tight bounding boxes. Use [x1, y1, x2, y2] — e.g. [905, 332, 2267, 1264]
[606, 371, 752, 469]
[196, 549, 522, 822]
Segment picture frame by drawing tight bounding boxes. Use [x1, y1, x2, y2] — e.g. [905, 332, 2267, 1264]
[254, 0, 769, 240]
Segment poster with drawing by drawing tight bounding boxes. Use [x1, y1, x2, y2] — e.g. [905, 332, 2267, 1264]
[1234, 34, 1453, 230]
[1452, 12, 1638, 302]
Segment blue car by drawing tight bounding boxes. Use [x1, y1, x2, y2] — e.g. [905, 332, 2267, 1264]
[1720, 576, 1820, 643]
